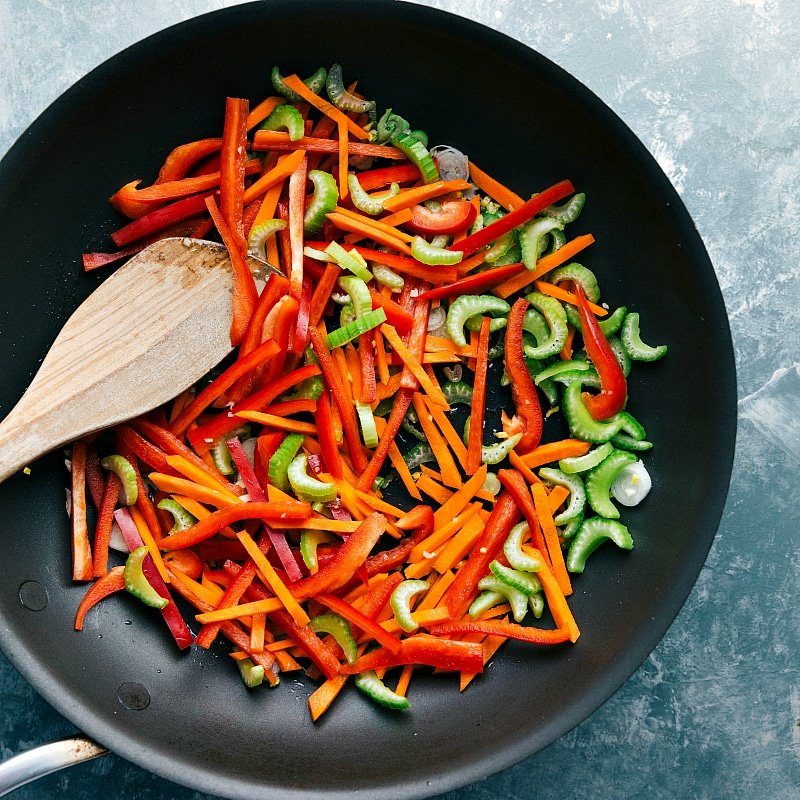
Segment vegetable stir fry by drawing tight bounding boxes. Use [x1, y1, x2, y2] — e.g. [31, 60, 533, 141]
[71, 65, 667, 717]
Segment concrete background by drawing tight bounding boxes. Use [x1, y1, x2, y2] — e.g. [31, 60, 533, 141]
[1, 1, 798, 798]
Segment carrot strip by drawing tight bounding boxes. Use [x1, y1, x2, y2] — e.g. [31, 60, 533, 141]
[433, 515, 485, 573]
[493, 234, 596, 298]
[334, 206, 415, 243]
[130, 506, 170, 585]
[249, 181, 284, 237]
[242, 149, 307, 206]
[424, 395, 469, 470]
[547, 485, 571, 514]
[308, 674, 349, 721]
[281, 75, 370, 141]
[410, 504, 482, 563]
[467, 316, 492, 474]
[164, 455, 241, 502]
[194, 597, 284, 623]
[252, 131, 404, 159]
[336, 120, 349, 200]
[531, 482, 572, 596]
[432, 464, 488, 530]
[411, 393, 461, 489]
[234, 410, 317, 435]
[70, 441, 93, 581]
[560, 324, 576, 361]
[381, 179, 472, 213]
[520, 438, 591, 469]
[380, 324, 449, 407]
[148, 473, 241, 509]
[246, 96, 284, 130]
[508, 450, 542, 484]
[467, 161, 525, 210]
[534, 280, 607, 316]
[326, 212, 413, 255]
[525, 548, 580, 642]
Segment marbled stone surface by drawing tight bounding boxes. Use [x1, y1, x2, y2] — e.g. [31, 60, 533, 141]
[1, 1, 798, 798]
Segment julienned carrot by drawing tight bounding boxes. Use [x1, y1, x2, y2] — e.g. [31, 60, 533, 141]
[520, 438, 591, 469]
[242, 149, 307, 206]
[535, 280, 608, 316]
[343, 245, 459, 284]
[531, 482, 572, 596]
[433, 514, 485, 573]
[148, 473, 242, 509]
[380, 324, 448, 408]
[410, 505, 482, 563]
[467, 161, 525, 211]
[373, 413, 422, 500]
[524, 548, 580, 642]
[337, 120, 349, 199]
[246, 95, 284, 130]
[381, 179, 472, 213]
[467, 316, 491, 475]
[249, 181, 284, 242]
[547, 485, 571, 515]
[163, 455, 241, 501]
[424, 395, 469, 471]
[234, 410, 317, 435]
[205, 196, 258, 346]
[281, 75, 371, 141]
[431, 465, 489, 531]
[411, 392, 461, 489]
[333, 205, 415, 243]
[493, 233, 596, 298]
[508, 450, 541, 485]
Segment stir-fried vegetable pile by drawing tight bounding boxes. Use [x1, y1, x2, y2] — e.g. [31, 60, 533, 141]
[69, 64, 667, 717]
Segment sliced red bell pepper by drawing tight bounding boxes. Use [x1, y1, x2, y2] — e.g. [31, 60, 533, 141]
[155, 138, 223, 183]
[347, 245, 459, 284]
[83, 443, 106, 509]
[92, 474, 121, 578]
[316, 387, 343, 479]
[205, 195, 259, 347]
[355, 386, 414, 492]
[287, 153, 308, 298]
[114, 433, 165, 542]
[291, 274, 312, 355]
[354, 163, 421, 191]
[573, 283, 628, 420]
[259, 294, 299, 387]
[169, 338, 280, 436]
[74, 566, 126, 630]
[399, 292, 431, 391]
[110, 191, 215, 247]
[309, 325, 369, 473]
[315, 593, 402, 654]
[406, 199, 478, 236]
[364, 505, 432, 576]
[158, 501, 312, 550]
[418, 261, 526, 302]
[505, 297, 543, 452]
[358, 572, 405, 619]
[338, 636, 484, 675]
[449, 179, 574, 256]
[497, 468, 550, 564]
[219, 97, 249, 255]
[367, 288, 414, 335]
[359, 332, 377, 404]
[466, 316, 491, 475]
[440, 491, 522, 618]
[308, 263, 341, 328]
[429, 619, 572, 645]
[270, 609, 341, 681]
[288, 512, 386, 600]
[114, 425, 173, 475]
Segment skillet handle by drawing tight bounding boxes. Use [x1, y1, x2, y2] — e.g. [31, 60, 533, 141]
[0, 736, 108, 796]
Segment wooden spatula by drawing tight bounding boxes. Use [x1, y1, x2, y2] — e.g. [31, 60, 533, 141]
[0, 237, 274, 483]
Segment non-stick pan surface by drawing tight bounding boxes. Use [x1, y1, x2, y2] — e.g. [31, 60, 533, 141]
[0, 2, 735, 798]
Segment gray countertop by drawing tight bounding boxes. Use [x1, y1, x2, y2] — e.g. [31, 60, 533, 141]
[1, 1, 798, 798]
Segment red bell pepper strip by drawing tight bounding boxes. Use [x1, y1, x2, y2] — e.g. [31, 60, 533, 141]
[132, 419, 241, 491]
[110, 159, 261, 214]
[92, 474, 121, 577]
[291, 274, 312, 355]
[316, 388, 343, 479]
[346, 245, 459, 285]
[309, 325, 369, 473]
[449, 179, 575, 257]
[158, 501, 312, 550]
[114, 425, 173, 475]
[441, 491, 522, 618]
[219, 97, 249, 256]
[205, 195, 259, 347]
[169, 338, 280, 436]
[114, 508, 194, 649]
[406, 199, 478, 236]
[110, 191, 216, 247]
[270, 609, 341, 681]
[358, 572, 405, 619]
[573, 283, 628, 420]
[430, 619, 572, 645]
[259, 294, 299, 387]
[156, 138, 223, 183]
[83, 443, 106, 509]
[399, 291, 431, 391]
[288, 512, 386, 600]
[235, 363, 321, 416]
[315, 593, 402, 654]
[355, 386, 414, 492]
[354, 163, 421, 191]
[74, 566, 126, 630]
[195, 530, 271, 649]
[338, 636, 484, 675]
[466, 316, 491, 475]
[367, 289, 414, 335]
[505, 298, 543, 452]
[364, 505, 433, 576]
[359, 332, 377, 404]
[251, 131, 405, 160]
[287, 153, 308, 299]
[113, 433, 165, 542]
[418, 261, 526, 302]
[497, 468, 551, 566]
[308, 263, 341, 328]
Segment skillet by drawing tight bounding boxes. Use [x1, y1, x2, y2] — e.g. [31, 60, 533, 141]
[0, 1, 736, 797]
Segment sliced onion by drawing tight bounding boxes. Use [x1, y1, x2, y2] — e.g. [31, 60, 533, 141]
[427, 306, 446, 332]
[430, 145, 470, 182]
[611, 460, 652, 507]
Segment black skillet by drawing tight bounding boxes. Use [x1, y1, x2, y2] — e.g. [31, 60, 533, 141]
[0, 2, 736, 798]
